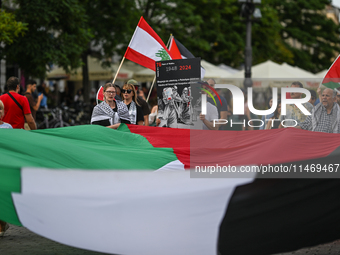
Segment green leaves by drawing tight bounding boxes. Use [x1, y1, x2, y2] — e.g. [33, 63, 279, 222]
[3, 0, 92, 78]
[0, 10, 27, 45]
[269, 0, 340, 72]
[0, 0, 338, 82]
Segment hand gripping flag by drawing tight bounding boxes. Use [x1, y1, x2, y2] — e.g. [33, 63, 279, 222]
[124, 16, 172, 71]
[321, 54, 340, 89]
[168, 36, 206, 79]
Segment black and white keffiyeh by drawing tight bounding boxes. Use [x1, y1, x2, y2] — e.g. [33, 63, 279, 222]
[311, 103, 340, 133]
[128, 101, 137, 124]
[91, 101, 130, 125]
[300, 103, 340, 133]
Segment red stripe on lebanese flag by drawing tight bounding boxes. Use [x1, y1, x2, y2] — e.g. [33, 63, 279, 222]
[125, 48, 160, 71]
[124, 16, 172, 71]
[137, 17, 168, 48]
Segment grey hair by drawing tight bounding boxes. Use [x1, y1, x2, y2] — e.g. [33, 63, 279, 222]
[324, 88, 337, 98]
[332, 89, 337, 98]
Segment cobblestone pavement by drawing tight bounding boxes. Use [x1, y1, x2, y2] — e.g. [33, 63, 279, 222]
[0, 224, 339, 255]
[0, 225, 109, 255]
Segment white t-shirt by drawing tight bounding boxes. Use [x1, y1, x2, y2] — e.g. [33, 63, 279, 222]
[202, 102, 218, 130]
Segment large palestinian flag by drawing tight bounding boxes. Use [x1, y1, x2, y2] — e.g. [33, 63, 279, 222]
[1, 125, 340, 255]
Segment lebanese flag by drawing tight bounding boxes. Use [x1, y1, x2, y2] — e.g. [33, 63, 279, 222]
[2, 125, 340, 254]
[124, 16, 172, 71]
[168, 36, 206, 78]
[321, 54, 340, 89]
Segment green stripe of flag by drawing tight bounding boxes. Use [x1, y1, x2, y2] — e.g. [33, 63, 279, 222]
[0, 125, 180, 225]
[321, 81, 340, 89]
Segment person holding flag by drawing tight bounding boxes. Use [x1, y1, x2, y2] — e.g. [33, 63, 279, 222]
[298, 88, 340, 133]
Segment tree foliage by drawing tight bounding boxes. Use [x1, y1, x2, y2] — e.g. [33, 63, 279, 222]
[269, 0, 340, 72]
[137, 0, 294, 68]
[0, 0, 339, 93]
[80, 0, 138, 102]
[2, 0, 92, 78]
[0, 9, 27, 45]
[138, 0, 339, 73]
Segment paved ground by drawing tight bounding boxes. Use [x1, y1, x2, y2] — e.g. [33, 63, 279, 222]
[0, 225, 109, 255]
[0, 224, 339, 255]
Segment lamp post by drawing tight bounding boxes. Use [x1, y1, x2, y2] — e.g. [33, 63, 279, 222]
[239, 0, 261, 89]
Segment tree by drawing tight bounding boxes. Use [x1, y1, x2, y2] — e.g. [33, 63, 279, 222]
[269, 0, 340, 73]
[137, 0, 293, 69]
[0, 9, 27, 45]
[1, 0, 92, 79]
[138, 0, 339, 73]
[80, 0, 139, 102]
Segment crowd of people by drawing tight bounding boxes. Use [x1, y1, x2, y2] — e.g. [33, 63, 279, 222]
[258, 81, 340, 132]
[1, 76, 340, 133]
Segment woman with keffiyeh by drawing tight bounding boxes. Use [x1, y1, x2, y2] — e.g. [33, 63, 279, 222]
[121, 83, 144, 125]
[91, 83, 131, 129]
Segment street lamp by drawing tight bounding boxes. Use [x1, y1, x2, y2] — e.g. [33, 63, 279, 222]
[239, 0, 262, 89]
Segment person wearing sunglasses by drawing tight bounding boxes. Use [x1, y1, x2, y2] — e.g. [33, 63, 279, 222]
[127, 79, 151, 126]
[121, 84, 144, 125]
[91, 83, 130, 129]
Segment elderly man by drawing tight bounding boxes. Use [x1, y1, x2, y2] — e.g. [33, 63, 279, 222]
[298, 88, 340, 133]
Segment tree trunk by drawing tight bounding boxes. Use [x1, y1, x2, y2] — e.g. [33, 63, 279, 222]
[82, 53, 90, 103]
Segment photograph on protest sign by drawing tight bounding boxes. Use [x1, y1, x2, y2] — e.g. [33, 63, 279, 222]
[156, 58, 201, 129]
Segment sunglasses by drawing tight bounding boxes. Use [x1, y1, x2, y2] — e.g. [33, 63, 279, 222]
[122, 89, 132, 94]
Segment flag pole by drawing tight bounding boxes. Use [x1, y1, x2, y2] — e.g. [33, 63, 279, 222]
[146, 76, 156, 102]
[146, 34, 173, 102]
[112, 56, 126, 85]
[111, 18, 141, 85]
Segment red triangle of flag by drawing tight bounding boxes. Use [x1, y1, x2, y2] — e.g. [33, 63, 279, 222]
[169, 37, 183, 59]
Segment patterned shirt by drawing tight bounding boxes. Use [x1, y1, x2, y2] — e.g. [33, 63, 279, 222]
[280, 102, 313, 127]
[300, 103, 340, 133]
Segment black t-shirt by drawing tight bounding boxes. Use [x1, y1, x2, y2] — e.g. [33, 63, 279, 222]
[137, 96, 151, 116]
[126, 102, 144, 124]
